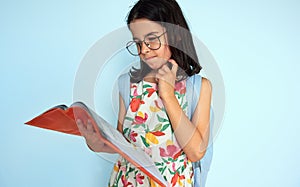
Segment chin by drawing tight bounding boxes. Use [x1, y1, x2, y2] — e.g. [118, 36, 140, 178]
[148, 64, 162, 70]
[147, 61, 168, 70]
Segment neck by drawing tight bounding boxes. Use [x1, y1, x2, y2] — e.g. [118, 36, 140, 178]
[144, 71, 157, 83]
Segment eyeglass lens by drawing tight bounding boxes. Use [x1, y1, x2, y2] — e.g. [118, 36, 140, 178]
[126, 34, 162, 56]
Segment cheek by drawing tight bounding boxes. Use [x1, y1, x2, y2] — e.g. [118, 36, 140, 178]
[158, 45, 172, 59]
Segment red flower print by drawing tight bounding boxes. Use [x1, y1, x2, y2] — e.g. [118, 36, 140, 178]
[146, 88, 156, 97]
[180, 87, 186, 94]
[121, 175, 133, 187]
[174, 81, 186, 94]
[159, 144, 181, 159]
[171, 172, 179, 186]
[184, 157, 187, 168]
[173, 150, 182, 160]
[131, 84, 138, 97]
[133, 111, 148, 124]
[179, 175, 185, 180]
[130, 98, 144, 112]
[129, 131, 138, 142]
[151, 131, 165, 136]
[171, 172, 186, 187]
[136, 173, 145, 184]
[172, 162, 176, 172]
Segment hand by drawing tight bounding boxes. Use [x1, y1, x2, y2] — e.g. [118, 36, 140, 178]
[155, 59, 178, 100]
[77, 119, 105, 152]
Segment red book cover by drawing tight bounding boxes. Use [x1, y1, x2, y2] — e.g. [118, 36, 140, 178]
[25, 102, 168, 187]
[25, 105, 81, 136]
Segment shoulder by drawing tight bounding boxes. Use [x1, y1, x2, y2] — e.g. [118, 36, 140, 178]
[198, 77, 212, 104]
[187, 74, 212, 92]
[201, 77, 212, 92]
[188, 75, 212, 102]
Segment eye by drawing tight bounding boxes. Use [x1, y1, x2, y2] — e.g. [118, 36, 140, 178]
[133, 40, 142, 45]
[146, 35, 158, 42]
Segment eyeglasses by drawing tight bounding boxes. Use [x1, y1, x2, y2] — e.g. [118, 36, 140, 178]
[126, 31, 167, 56]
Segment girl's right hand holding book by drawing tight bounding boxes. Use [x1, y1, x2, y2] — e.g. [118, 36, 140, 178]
[76, 119, 106, 152]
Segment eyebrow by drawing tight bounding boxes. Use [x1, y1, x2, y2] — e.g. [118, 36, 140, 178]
[132, 31, 160, 40]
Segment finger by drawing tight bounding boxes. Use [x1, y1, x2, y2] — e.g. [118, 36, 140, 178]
[76, 119, 87, 136]
[157, 68, 167, 75]
[161, 64, 171, 72]
[168, 59, 178, 74]
[86, 120, 95, 134]
[155, 73, 162, 81]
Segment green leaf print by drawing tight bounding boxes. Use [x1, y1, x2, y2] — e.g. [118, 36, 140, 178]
[181, 101, 188, 110]
[163, 175, 168, 181]
[143, 84, 152, 88]
[143, 90, 149, 96]
[116, 170, 122, 183]
[181, 165, 185, 173]
[155, 162, 162, 166]
[132, 123, 146, 129]
[160, 123, 170, 131]
[175, 92, 181, 99]
[125, 116, 134, 122]
[123, 128, 129, 135]
[157, 115, 168, 122]
[128, 167, 135, 173]
[168, 168, 176, 175]
[160, 166, 167, 174]
[140, 136, 150, 147]
[161, 157, 168, 163]
[153, 123, 162, 131]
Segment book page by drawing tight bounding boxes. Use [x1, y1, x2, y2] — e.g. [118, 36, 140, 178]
[72, 102, 168, 186]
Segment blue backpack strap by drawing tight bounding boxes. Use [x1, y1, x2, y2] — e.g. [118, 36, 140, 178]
[186, 74, 213, 187]
[118, 73, 131, 110]
[186, 75, 201, 119]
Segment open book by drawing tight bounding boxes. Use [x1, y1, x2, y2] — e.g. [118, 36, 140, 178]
[25, 101, 168, 187]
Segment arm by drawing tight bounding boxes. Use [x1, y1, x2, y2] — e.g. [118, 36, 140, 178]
[163, 77, 211, 162]
[156, 61, 212, 162]
[77, 94, 126, 153]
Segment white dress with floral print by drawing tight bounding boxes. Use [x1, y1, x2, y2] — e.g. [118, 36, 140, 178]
[109, 80, 194, 187]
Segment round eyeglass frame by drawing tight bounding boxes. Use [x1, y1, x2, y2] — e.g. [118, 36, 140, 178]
[126, 31, 167, 56]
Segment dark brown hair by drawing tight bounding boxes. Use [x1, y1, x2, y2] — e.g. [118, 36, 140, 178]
[127, 0, 202, 83]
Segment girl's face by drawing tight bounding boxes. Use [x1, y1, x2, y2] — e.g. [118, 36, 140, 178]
[129, 18, 172, 71]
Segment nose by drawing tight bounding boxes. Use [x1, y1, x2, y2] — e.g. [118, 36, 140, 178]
[140, 42, 150, 54]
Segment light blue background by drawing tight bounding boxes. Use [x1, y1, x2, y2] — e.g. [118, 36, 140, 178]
[1, 0, 299, 187]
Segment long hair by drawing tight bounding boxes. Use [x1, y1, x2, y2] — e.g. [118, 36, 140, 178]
[126, 0, 202, 83]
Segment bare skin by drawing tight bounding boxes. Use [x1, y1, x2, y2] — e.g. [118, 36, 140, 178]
[77, 19, 212, 162]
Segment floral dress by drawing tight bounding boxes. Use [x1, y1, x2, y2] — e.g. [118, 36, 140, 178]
[109, 79, 194, 187]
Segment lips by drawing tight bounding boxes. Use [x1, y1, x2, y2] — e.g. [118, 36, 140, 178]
[144, 56, 156, 62]
[143, 56, 167, 70]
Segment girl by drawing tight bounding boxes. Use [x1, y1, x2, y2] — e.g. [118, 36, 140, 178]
[78, 0, 212, 186]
